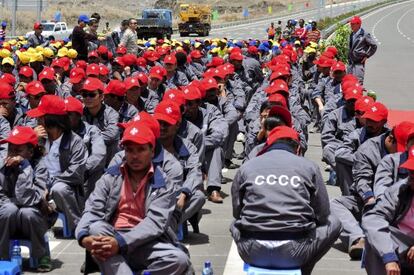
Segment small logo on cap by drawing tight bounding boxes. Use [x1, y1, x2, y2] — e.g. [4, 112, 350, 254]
[12, 129, 19, 136]
[133, 114, 141, 121]
[165, 107, 172, 114]
[372, 106, 377, 112]
[130, 127, 138, 135]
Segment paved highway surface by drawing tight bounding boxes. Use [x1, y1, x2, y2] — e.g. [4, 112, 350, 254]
[20, 1, 413, 274]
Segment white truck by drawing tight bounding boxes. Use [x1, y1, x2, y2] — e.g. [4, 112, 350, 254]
[25, 21, 73, 41]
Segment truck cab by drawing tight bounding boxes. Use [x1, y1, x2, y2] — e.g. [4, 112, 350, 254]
[137, 9, 173, 39]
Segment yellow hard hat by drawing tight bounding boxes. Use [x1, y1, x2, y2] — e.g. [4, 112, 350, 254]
[42, 47, 54, 58]
[309, 41, 318, 48]
[18, 36, 25, 41]
[8, 39, 17, 45]
[210, 47, 220, 54]
[57, 47, 68, 57]
[29, 52, 44, 63]
[2, 57, 15, 66]
[65, 41, 72, 48]
[194, 42, 201, 48]
[35, 46, 44, 52]
[176, 46, 183, 51]
[147, 47, 155, 51]
[27, 47, 37, 54]
[16, 51, 31, 64]
[67, 49, 78, 59]
[304, 46, 316, 54]
[0, 48, 11, 58]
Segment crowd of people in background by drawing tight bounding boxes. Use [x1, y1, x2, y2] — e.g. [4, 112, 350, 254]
[0, 11, 412, 275]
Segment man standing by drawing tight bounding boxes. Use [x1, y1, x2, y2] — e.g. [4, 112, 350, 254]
[119, 18, 138, 55]
[72, 15, 97, 61]
[231, 126, 341, 275]
[348, 16, 377, 84]
[266, 22, 276, 40]
[27, 22, 49, 48]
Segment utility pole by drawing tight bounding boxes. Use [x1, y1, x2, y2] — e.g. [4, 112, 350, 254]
[12, 0, 17, 36]
[37, 0, 42, 22]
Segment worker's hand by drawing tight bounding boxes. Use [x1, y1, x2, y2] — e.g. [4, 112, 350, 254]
[124, 66, 131, 76]
[177, 193, 187, 210]
[5, 155, 24, 167]
[385, 262, 400, 275]
[81, 236, 104, 252]
[361, 57, 367, 64]
[16, 82, 27, 92]
[364, 197, 376, 206]
[34, 125, 47, 138]
[318, 105, 324, 114]
[407, 246, 414, 264]
[93, 236, 119, 260]
[0, 106, 9, 117]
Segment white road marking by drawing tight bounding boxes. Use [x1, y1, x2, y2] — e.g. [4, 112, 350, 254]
[21, 241, 61, 257]
[396, 6, 414, 44]
[223, 241, 244, 275]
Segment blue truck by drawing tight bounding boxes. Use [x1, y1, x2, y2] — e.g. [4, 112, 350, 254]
[137, 9, 173, 40]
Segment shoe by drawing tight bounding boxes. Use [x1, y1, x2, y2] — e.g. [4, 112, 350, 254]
[208, 190, 223, 203]
[325, 164, 332, 172]
[237, 133, 245, 142]
[37, 255, 52, 272]
[225, 159, 239, 169]
[188, 212, 201, 233]
[234, 152, 245, 160]
[309, 126, 320, 133]
[80, 262, 85, 273]
[326, 171, 337, 186]
[349, 238, 365, 260]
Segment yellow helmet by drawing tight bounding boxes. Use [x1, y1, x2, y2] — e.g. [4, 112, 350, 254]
[67, 49, 78, 59]
[29, 52, 44, 63]
[42, 48, 55, 58]
[0, 48, 11, 58]
[2, 57, 15, 66]
[57, 47, 68, 57]
[16, 51, 31, 64]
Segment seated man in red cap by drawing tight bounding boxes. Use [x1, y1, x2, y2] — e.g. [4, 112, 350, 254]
[362, 146, 414, 275]
[231, 126, 341, 275]
[76, 124, 192, 275]
[27, 22, 49, 48]
[0, 126, 53, 272]
[103, 79, 138, 123]
[348, 16, 377, 84]
[164, 54, 189, 89]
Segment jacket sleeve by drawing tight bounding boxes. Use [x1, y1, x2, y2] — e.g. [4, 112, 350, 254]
[353, 147, 375, 201]
[374, 155, 397, 198]
[102, 108, 120, 144]
[364, 33, 378, 58]
[222, 99, 239, 125]
[15, 160, 47, 207]
[362, 183, 403, 265]
[144, 91, 160, 114]
[335, 131, 359, 165]
[321, 112, 341, 148]
[231, 168, 244, 219]
[181, 142, 203, 196]
[115, 179, 176, 254]
[309, 163, 330, 225]
[53, 138, 87, 187]
[205, 106, 228, 148]
[86, 126, 107, 173]
[227, 84, 247, 111]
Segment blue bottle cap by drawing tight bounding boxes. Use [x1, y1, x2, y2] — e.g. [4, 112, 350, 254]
[204, 261, 211, 268]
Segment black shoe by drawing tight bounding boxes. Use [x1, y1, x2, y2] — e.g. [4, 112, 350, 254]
[225, 159, 239, 169]
[188, 212, 201, 233]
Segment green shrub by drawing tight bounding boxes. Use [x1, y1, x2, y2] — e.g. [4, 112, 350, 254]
[328, 23, 351, 63]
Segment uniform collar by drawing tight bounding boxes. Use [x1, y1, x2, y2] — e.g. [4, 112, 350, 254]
[174, 137, 190, 158]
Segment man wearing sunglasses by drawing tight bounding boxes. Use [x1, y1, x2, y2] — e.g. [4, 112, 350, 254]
[119, 18, 138, 55]
[81, 77, 120, 167]
[27, 22, 49, 48]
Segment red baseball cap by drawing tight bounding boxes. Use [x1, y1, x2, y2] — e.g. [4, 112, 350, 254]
[0, 126, 38, 146]
[86, 64, 100, 77]
[163, 89, 186, 107]
[190, 50, 203, 59]
[326, 46, 338, 56]
[268, 93, 288, 108]
[69, 67, 86, 84]
[99, 65, 109, 76]
[265, 126, 299, 146]
[202, 77, 219, 91]
[248, 46, 258, 55]
[332, 61, 346, 72]
[362, 102, 388, 122]
[182, 86, 202, 101]
[76, 60, 87, 70]
[33, 22, 42, 30]
[112, 57, 125, 67]
[321, 51, 335, 59]
[212, 67, 227, 79]
[229, 52, 243, 61]
[154, 100, 181, 125]
[265, 79, 289, 95]
[81, 77, 104, 93]
[164, 54, 177, 65]
[341, 79, 361, 92]
[25, 81, 45, 96]
[343, 74, 359, 83]
[39, 67, 55, 81]
[19, 66, 33, 78]
[355, 96, 375, 113]
[135, 72, 149, 86]
[206, 57, 224, 68]
[269, 67, 291, 82]
[118, 111, 160, 138]
[394, 122, 414, 152]
[121, 125, 156, 147]
[143, 51, 160, 62]
[343, 85, 363, 101]
[400, 145, 414, 171]
[27, 95, 67, 117]
[97, 45, 108, 56]
[124, 77, 140, 91]
[1, 73, 16, 86]
[313, 56, 334, 68]
[104, 79, 126, 97]
[268, 105, 292, 127]
[136, 57, 147, 67]
[122, 54, 137, 67]
[116, 46, 127, 55]
[64, 96, 84, 115]
[350, 16, 362, 25]
[0, 81, 14, 99]
[88, 51, 99, 58]
[149, 66, 164, 80]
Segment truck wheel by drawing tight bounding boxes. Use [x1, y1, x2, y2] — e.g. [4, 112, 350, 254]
[180, 32, 187, 37]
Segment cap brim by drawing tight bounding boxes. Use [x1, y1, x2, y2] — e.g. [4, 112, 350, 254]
[27, 108, 45, 118]
[362, 113, 385, 122]
[400, 159, 414, 170]
[154, 113, 177, 125]
[120, 137, 153, 147]
[69, 77, 83, 84]
[149, 74, 163, 80]
[268, 106, 292, 127]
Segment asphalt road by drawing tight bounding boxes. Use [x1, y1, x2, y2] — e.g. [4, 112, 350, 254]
[18, 1, 414, 275]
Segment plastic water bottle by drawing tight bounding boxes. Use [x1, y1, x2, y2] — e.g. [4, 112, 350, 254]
[143, 272, 151, 275]
[202, 261, 213, 275]
[11, 240, 22, 271]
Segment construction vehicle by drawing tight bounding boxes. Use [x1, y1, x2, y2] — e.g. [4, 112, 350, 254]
[137, 9, 173, 39]
[178, 4, 211, 37]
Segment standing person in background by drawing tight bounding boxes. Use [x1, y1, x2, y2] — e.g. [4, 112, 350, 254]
[112, 20, 129, 47]
[266, 22, 276, 40]
[306, 21, 321, 43]
[348, 16, 377, 84]
[72, 15, 97, 61]
[119, 18, 138, 55]
[0, 21, 7, 42]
